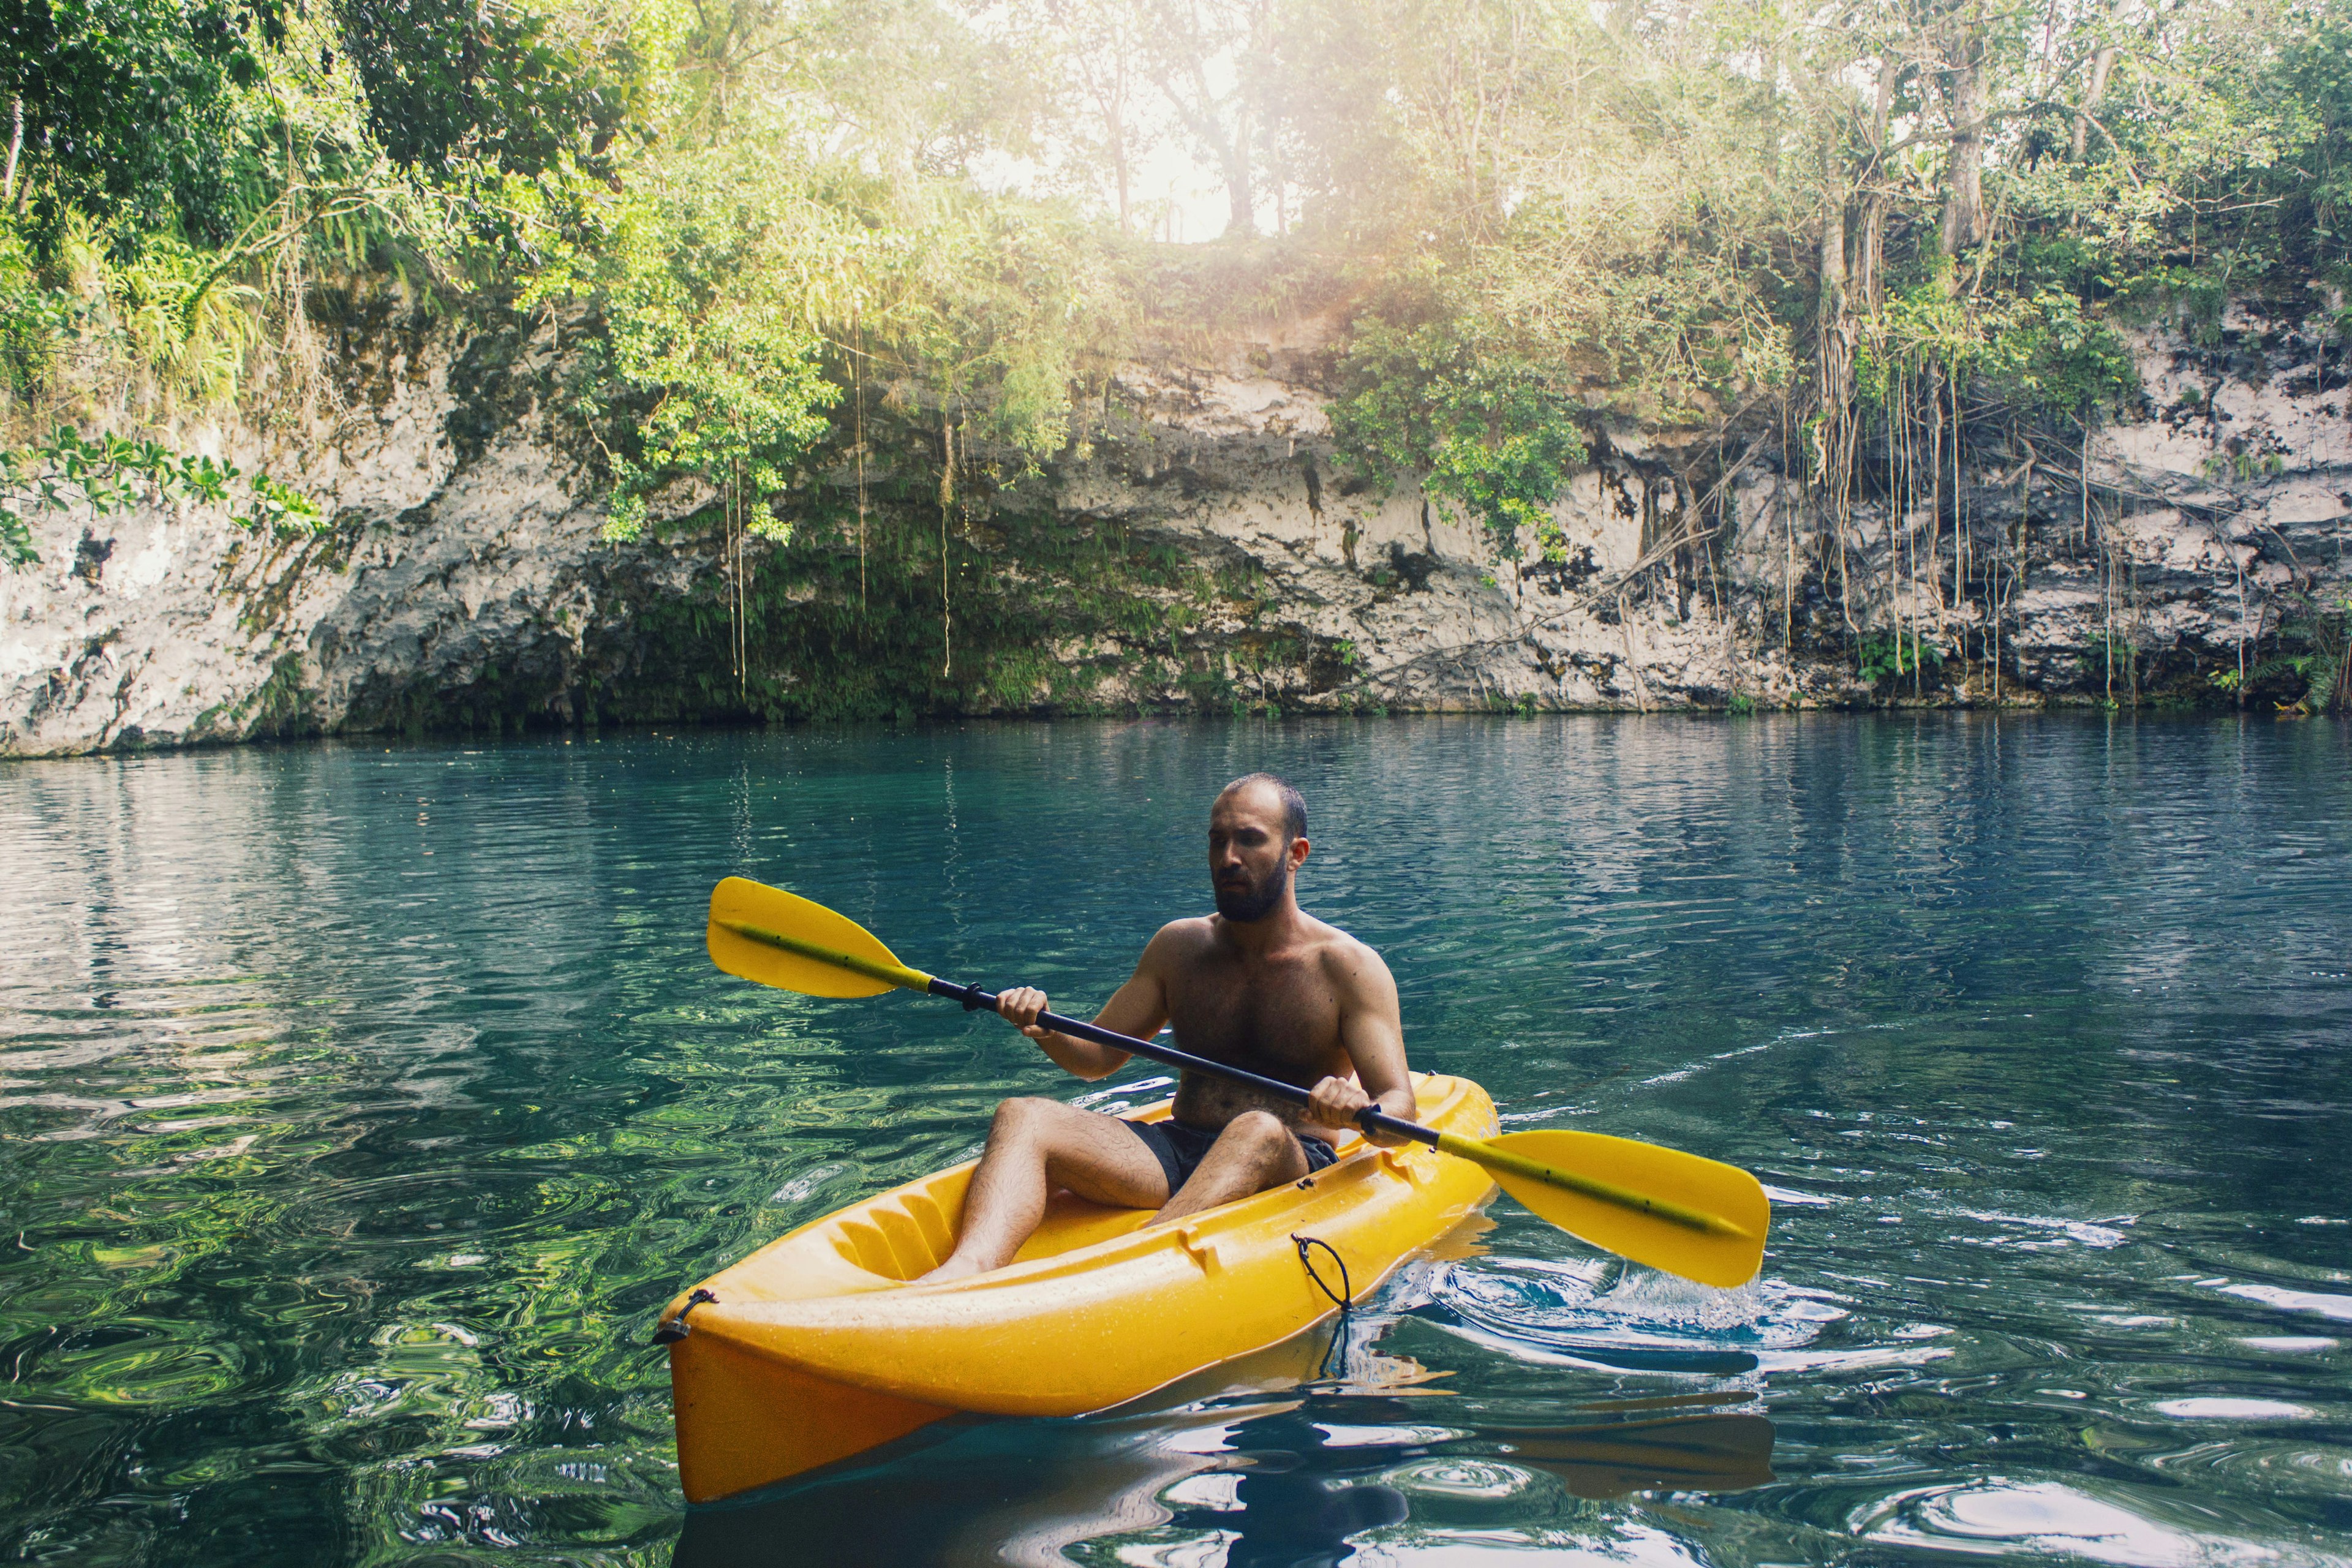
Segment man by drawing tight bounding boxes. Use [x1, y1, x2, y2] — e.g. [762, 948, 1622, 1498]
[917, 773, 1415, 1284]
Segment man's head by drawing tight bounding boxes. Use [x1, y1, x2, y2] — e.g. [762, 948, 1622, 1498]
[1209, 774, 1309, 923]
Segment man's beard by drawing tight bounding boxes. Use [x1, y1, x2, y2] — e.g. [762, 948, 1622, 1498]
[1214, 862, 1289, 922]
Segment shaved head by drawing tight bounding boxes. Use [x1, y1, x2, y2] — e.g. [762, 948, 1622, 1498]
[1217, 773, 1306, 844]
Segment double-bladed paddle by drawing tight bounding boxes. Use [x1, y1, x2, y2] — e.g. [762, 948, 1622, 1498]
[705, 876, 1770, 1288]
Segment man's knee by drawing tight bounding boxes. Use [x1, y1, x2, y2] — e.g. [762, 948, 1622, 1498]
[1222, 1109, 1292, 1158]
[989, 1096, 1061, 1144]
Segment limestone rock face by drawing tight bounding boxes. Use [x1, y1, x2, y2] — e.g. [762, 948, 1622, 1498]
[2, 302, 2346, 756]
[1992, 314, 2352, 700]
[1, 311, 709, 756]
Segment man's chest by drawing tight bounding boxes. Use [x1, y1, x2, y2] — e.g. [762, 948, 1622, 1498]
[1164, 957, 1340, 1065]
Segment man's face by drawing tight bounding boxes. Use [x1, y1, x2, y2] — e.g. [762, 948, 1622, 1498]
[1208, 786, 1302, 922]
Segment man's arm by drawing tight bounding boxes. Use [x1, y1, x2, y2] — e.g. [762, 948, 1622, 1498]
[992, 922, 1185, 1081]
[1305, 938, 1417, 1147]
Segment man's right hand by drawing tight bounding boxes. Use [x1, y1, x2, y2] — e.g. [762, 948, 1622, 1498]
[996, 987, 1053, 1042]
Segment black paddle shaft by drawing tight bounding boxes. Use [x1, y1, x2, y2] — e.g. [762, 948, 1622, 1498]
[924, 978, 1438, 1150]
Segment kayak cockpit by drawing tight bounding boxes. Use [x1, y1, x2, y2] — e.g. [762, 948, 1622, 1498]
[714, 1097, 1374, 1297]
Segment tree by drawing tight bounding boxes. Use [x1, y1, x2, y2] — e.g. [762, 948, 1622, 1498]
[333, 0, 651, 179]
[1140, 0, 1275, 236]
[1009, 0, 1154, 232]
[0, 0, 287, 235]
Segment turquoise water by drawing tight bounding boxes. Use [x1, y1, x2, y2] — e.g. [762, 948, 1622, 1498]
[2, 715, 2348, 1566]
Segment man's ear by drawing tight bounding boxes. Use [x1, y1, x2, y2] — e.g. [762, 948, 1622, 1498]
[1291, 836, 1311, 869]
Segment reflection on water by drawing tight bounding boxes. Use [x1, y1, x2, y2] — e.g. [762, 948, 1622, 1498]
[1, 715, 2348, 1564]
[676, 1317, 1777, 1568]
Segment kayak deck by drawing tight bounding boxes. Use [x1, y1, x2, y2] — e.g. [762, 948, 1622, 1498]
[665, 1072, 1498, 1502]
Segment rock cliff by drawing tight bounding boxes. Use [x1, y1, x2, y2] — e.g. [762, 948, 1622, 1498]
[2, 296, 2345, 756]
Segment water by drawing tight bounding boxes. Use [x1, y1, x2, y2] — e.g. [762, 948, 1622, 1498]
[2, 715, 2348, 1567]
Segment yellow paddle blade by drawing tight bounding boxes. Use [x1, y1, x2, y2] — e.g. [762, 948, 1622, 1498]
[1442, 1128, 1770, 1289]
[706, 877, 932, 999]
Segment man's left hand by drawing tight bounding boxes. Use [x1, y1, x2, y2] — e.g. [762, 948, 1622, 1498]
[1306, 1076, 1373, 1130]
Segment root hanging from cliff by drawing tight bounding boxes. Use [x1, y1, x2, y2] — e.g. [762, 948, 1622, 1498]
[855, 322, 869, 614]
[940, 406, 954, 679]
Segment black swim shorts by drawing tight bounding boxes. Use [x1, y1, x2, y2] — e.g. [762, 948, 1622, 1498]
[1122, 1115, 1340, 1194]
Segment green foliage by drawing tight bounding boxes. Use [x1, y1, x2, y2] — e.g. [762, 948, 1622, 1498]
[565, 488, 1236, 724]
[1858, 632, 1943, 687]
[1330, 311, 1587, 559]
[2, 0, 288, 236]
[0, 227, 86, 400]
[1856, 282, 2139, 425]
[243, 472, 325, 537]
[2256, 590, 2351, 712]
[2075, 631, 2134, 689]
[0, 0, 488, 554]
[333, 0, 652, 178]
[893, 198, 1118, 464]
[523, 151, 846, 541]
[2199, 443, 2289, 484]
[0, 426, 320, 570]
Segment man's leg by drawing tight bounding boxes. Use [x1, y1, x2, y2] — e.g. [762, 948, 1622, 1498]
[918, 1097, 1171, 1283]
[1152, 1110, 1310, 1225]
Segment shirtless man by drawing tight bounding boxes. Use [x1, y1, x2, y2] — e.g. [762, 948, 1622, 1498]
[917, 773, 1415, 1284]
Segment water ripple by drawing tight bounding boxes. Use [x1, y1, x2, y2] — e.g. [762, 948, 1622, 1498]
[0, 715, 2345, 1565]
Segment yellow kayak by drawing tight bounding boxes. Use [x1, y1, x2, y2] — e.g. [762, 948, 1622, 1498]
[662, 1072, 1499, 1503]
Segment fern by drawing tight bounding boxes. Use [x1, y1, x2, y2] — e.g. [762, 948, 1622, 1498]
[2261, 592, 2351, 712]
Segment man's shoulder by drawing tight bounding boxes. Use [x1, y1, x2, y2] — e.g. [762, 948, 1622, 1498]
[1141, 914, 1219, 960]
[1303, 918, 1394, 991]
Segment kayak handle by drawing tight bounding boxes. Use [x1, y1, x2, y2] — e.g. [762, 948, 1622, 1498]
[652, 1287, 717, 1345]
[924, 978, 1438, 1150]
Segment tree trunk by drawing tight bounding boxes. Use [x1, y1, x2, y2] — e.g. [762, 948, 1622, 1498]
[1853, 53, 1898, 308]
[1853, 198, 1885, 307]
[1941, 12, 1987, 257]
[1817, 181, 1856, 467]
[1093, 55, 1134, 231]
[1156, 54, 1254, 236]
[1221, 113, 1253, 235]
[1815, 160, 1861, 545]
[1111, 126, 1131, 231]
[1872, 50, 1896, 149]
[1820, 187, 1849, 326]
[2071, 45, 2117, 160]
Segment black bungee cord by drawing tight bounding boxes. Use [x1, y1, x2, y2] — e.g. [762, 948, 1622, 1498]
[1292, 1234, 1355, 1381]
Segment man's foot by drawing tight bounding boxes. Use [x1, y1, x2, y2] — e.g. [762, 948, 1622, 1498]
[907, 1096, 1173, 1284]
[911, 1253, 992, 1286]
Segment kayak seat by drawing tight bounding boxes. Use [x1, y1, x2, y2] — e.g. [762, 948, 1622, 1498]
[818, 1101, 1369, 1281]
